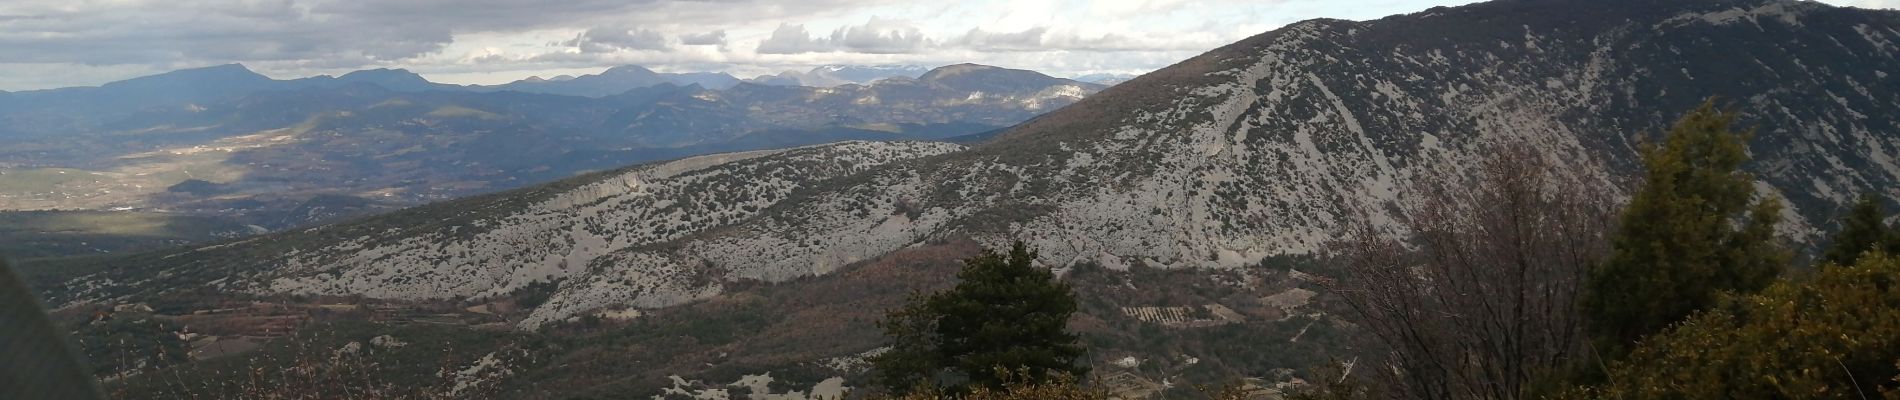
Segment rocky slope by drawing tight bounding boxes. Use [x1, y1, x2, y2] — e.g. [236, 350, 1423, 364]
[55, 0, 1900, 322]
[512, 0, 1895, 326]
[38, 0, 1900, 395]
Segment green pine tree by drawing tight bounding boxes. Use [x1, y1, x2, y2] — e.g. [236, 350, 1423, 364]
[1821, 193, 1896, 267]
[872, 295, 944, 392]
[871, 241, 1088, 394]
[1581, 100, 1789, 354]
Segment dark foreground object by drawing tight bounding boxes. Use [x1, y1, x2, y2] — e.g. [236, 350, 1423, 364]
[1, 259, 104, 400]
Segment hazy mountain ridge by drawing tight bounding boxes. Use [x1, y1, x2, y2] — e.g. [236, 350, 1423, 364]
[0, 64, 1100, 236]
[746, 65, 936, 87]
[482, 65, 746, 96]
[0, 63, 1086, 139]
[1071, 73, 1137, 86]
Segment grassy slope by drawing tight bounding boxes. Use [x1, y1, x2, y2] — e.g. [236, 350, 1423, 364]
[0, 210, 252, 260]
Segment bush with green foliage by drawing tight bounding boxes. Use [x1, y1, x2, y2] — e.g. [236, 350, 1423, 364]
[1821, 193, 1898, 267]
[1582, 100, 1788, 354]
[871, 241, 1088, 394]
[511, 279, 561, 308]
[1566, 252, 1900, 399]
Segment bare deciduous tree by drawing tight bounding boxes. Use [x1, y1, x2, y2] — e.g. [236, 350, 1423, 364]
[1321, 143, 1613, 400]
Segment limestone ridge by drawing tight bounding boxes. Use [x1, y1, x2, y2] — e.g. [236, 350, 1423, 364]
[51, 0, 1900, 329]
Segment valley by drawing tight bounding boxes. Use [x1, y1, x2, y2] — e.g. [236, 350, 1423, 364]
[0, 63, 1101, 258]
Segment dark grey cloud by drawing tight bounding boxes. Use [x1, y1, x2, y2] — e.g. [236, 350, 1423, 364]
[0, 0, 1311, 90]
[680, 30, 728, 46]
[0, 0, 532, 65]
[562, 27, 671, 52]
[467, 53, 518, 65]
[527, 51, 608, 63]
[0, 0, 873, 69]
[757, 18, 933, 54]
[0, 1, 453, 66]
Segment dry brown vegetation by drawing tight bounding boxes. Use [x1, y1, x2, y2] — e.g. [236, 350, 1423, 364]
[1321, 144, 1614, 400]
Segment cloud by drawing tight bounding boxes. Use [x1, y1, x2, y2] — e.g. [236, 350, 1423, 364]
[1838, 0, 1900, 8]
[680, 30, 728, 46]
[0, 0, 874, 71]
[1089, 0, 1197, 17]
[562, 27, 671, 52]
[1039, 32, 1173, 52]
[948, 26, 1207, 52]
[757, 18, 934, 54]
[28, 0, 1880, 90]
[0, 0, 456, 66]
[757, 24, 832, 54]
[954, 27, 1050, 51]
[830, 17, 934, 53]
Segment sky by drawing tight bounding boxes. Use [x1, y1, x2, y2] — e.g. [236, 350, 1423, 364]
[0, 0, 1895, 91]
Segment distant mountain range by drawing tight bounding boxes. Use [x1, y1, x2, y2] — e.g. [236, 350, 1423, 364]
[745, 65, 935, 87]
[482, 65, 744, 96]
[1070, 73, 1138, 85]
[0, 63, 1055, 122]
[0, 63, 1104, 231]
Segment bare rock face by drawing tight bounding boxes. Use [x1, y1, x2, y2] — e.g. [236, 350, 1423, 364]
[53, 0, 1900, 334]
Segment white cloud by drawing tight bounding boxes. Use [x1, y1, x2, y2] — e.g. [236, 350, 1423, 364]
[757, 17, 934, 54]
[954, 27, 1051, 51]
[950, 26, 1213, 52]
[1838, 0, 1899, 8]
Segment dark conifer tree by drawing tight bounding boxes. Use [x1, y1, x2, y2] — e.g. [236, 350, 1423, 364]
[1820, 193, 1896, 267]
[1582, 100, 1788, 354]
[871, 241, 1087, 394]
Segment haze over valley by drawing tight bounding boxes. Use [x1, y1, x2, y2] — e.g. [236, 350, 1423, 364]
[0, 62, 1104, 256]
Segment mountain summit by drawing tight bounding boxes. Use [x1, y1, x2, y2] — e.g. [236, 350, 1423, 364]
[331, 68, 441, 92]
[917, 63, 1104, 95]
